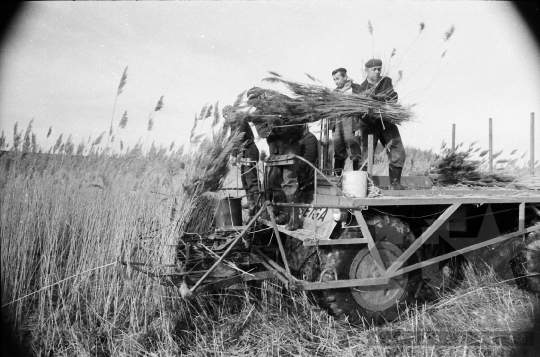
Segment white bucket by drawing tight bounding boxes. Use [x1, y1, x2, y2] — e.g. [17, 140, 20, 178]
[342, 171, 368, 198]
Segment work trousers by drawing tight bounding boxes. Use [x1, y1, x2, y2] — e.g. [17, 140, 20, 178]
[240, 142, 260, 200]
[267, 136, 300, 198]
[298, 166, 315, 193]
[333, 116, 361, 167]
[360, 122, 406, 168]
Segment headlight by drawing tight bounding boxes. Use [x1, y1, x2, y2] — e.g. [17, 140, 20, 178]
[332, 209, 348, 222]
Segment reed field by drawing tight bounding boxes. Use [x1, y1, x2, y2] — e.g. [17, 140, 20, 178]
[1, 122, 539, 357]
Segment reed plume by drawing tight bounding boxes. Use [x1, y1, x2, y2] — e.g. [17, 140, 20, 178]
[211, 101, 220, 128]
[117, 66, 128, 95]
[93, 131, 105, 146]
[12, 123, 22, 151]
[1, 131, 7, 150]
[108, 66, 128, 146]
[53, 134, 63, 154]
[119, 111, 128, 129]
[155, 95, 164, 112]
[148, 114, 154, 132]
[22, 119, 33, 154]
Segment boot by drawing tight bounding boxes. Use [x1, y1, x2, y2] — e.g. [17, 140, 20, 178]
[272, 189, 289, 225]
[352, 160, 360, 171]
[334, 158, 345, 176]
[274, 209, 290, 225]
[389, 166, 406, 190]
[242, 194, 255, 209]
[285, 193, 302, 231]
[242, 196, 256, 216]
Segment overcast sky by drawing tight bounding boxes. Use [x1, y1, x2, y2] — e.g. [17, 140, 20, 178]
[0, 1, 539, 163]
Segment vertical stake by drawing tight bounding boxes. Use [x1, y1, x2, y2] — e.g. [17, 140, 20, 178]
[314, 171, 317, 206]
[319, 120, 323, 169]
[489, 118, 493, 171]
[519, 202, 525, 232]
[452, 124, 456, 150]
[531, 112, 535, 175]
[236, 164, 239, 196]
[367, 134, 374, 176]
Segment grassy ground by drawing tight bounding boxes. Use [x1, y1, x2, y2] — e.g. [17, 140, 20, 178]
[1, 145, 539, 356]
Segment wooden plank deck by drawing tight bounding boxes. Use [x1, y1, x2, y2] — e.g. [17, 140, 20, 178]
[309, 188, 540, 207]
[315, 175, 540, 205]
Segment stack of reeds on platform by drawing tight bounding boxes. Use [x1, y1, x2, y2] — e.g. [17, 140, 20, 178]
[428, 145, 540, 190]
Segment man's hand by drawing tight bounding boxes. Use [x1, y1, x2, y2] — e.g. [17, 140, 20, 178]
[370, 93, 387, 101]
[362, 108, 374, 119]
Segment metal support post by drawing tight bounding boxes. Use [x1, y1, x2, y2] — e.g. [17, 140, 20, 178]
[452, 123, 456, 150]
[519, 202, 525, 231]
[354, 210, 387, 276]
[386, 203, 461, 276]
[265, 201, 292, 277]
[367, 134, 374, 176]
[489, 118, 493, 171]
[531, 112, 535, 175]
[389, 225, 540, 278]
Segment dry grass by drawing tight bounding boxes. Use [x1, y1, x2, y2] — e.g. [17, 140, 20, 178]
[1, 120, 539, 356]
[176, 265, 539, 357]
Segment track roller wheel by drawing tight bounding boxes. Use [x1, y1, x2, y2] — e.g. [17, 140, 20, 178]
[316, 215, 420, 325]
[511, 229, 540, 296]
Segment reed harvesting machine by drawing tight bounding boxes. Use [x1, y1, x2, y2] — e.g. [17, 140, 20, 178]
[125, 135, 540, 325]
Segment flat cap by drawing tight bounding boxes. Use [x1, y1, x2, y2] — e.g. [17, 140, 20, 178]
[246, 87, 265, 99]
[365, 59, 383, 68]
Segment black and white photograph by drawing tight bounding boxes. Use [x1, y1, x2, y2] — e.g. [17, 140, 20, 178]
[1, 1, 539, 356]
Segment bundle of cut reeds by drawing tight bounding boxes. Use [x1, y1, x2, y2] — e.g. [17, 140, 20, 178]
[428, 144, 540, 190]
[183, 109, 245, 196]
[181, 192, 219, 235]
[248, 74, 416, 125]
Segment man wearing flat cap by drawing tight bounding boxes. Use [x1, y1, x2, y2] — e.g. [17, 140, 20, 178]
[358, 59, 406, 190]
[246, 87, 305, 230]
[222, 105, 260, 215]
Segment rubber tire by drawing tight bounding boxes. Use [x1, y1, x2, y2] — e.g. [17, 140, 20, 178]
[284, 214, 421, 325]
[511, 229, 540, 296]
[317, 215, 420, 325]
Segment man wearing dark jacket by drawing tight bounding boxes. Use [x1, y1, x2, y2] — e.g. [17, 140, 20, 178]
[298, 125, 319, 195]
[246, 87, 305, 230]
[331, 68, 362, 174]
[357, 59, 406, 190]
[222, 105, 260, 214]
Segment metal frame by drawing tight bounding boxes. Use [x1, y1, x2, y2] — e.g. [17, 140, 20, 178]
[289, 202, 539, 291]
[123, 122, 540, 298]
[259, 154, 539, 291]
[242, 154, 539, 293]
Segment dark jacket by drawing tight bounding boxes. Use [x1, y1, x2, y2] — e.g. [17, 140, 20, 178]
[329, 82, 363, 131]
[357, 77, 398, 128]
[298, 129, 319, 189]
[357, 77, 398, 102]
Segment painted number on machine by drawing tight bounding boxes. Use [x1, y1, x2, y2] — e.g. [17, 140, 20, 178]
[302, 207, 328, 222]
